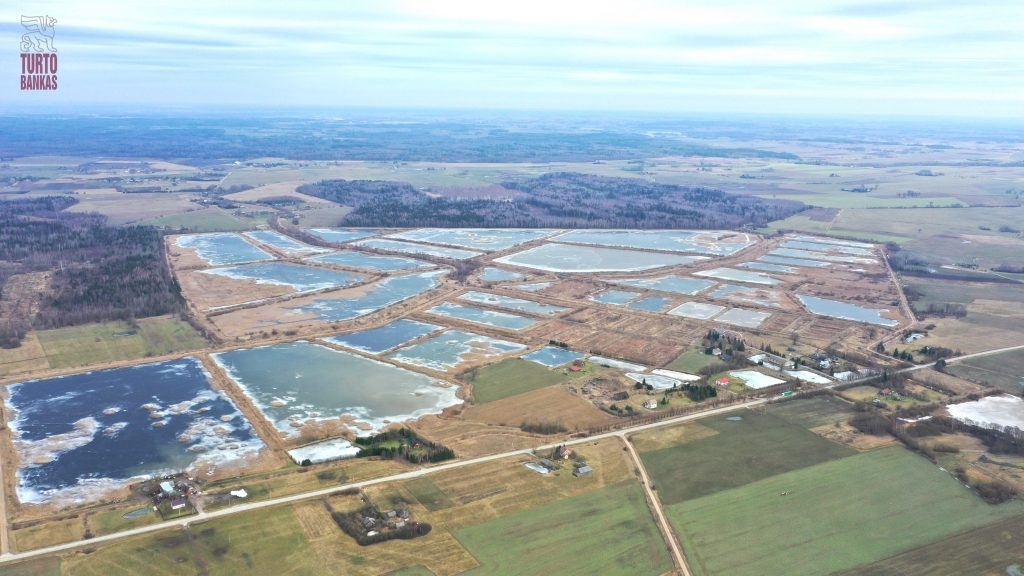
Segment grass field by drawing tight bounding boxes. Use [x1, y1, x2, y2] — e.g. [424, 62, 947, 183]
[767, 395, 855, 429]
[466, 358, 568, 403]
[454, 482, 671, 576]
[639, 411, 855, 505]
[947, 349, 1024, 395]
[385, 567, 435, 576]
[61, 506, 313, 576]
[668, 447, 1024, 576]
[0, 557, 60, 576]
[34, 316, 207, 369]
[665, 349, 722, 374]
[139, 207, 256, 232]
[837, 512, 1024, 575]
[12, 516, 84, 551]
[405, 477, 456, 511]
[0, 331, 49, 378]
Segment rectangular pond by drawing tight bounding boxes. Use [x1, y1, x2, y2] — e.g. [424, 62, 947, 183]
[758, 255, 831, 268]
[494, 243, 701, 273]
[425, 302, 537, 330]
[770, 248, 876, 265]
[522, 346, 585, 368]
[307, 251, 430, 272]
[628, 295, 673, 313]
[213, 341, 461, 437]
[297, 270, 446, 322]
[553, 230, 754, 255]
[694, 267, 782, 285]
[5, 358, 264, 504]
[611, 275, 716, 295]
[729, 370, 787, 389]
[740, 261, 795, 274]
[782, 239, 874, 257]
[668, 301, 726, 320]
[243, 230, 330, 255]
[714, 308, 772, 328]
[511, 282, 552, 292]
[479, 267, 525, 282]
[588, 356, 647, 372]
[947, 395, 1024, 431]
[458, 291, 567, 316]
[203, 262, 364, 293]
[796, 294, 899, 327]
[591, 289, 641, 305]
[322, 319, 444, 354]
[387, 229, 557, 252]
[387, 330, 527, 372]
[792, 235, 874, 249]
[175, 233, 274, 266]
[305, 228, 378, 244]
[354, 238, 482, 260]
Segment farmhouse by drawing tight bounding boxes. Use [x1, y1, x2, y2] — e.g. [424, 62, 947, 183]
[748, 353, 795, 371]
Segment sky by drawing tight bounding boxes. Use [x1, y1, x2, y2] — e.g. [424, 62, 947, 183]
[3, 0, 1024, 118]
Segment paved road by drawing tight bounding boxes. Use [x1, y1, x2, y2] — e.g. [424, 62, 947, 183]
[3, 342, 1022, 565]
[0, 399, 764, 565]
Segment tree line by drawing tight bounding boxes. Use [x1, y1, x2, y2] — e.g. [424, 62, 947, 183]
[299, 173, 805, 229]
[0, 196, 185, 347]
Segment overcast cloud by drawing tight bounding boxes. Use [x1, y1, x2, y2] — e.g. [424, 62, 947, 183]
[4, 0, 1023, 118]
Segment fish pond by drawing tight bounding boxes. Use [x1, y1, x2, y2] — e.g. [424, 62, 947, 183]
[522, 346, 585, 368]
[387, 229, 556, 252]
[611, 275, 716, 295]
[796, 294, 899, 327]
[307, 251, 430, 272]
[425, 302, 537, 330]
[176, 233, 274, 266]
[304, 228, 378, 244]
[297, 270, 445, 322]
[243, 230, 330, 255]
[203, 262, 363, 293]
[322, 319, 444, 354]
[553, 230, 754, 255]
[458, 291, 567, 316]
[694, 268, 781, 285]
[354, 238, 482, 260]
[213, 341, 460, 437]
[628, 295, 673, 312]
[5, 358, 263, 504]
[387, 330, 527, 372]
[479, 267, 525, 282]
[591, 290, 642, 305]
[494, 243, 700, 273]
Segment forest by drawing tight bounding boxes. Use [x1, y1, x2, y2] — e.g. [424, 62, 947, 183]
[300, 172, 805, 229]
[0, 196, 185, 347]
[0, 116, 797, 163]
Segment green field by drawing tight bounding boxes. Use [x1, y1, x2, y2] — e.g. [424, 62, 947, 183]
[836, 512, 1024, 575]
[0, 557, 61, 576]
[773, 206, 1024, 242]
[668, 447, 1024, 576]
[767, 395, 856, 429]
[947, 349, 1024, 394]
[61, 506, 312, 576]
[139, 207, 255, 232]
[384, 567, 435, 576]
[665, 349, 723, 374]
[467, 358, 567, 403]
[905, 277, 1024, 311]
[639, 411, 855, 505]
[454, 482, 671, 576]
[35, 316, 207, 369]
[404, 477, 455, 511]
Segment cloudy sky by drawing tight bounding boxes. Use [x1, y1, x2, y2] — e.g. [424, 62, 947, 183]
[4, 0, 1023, 118]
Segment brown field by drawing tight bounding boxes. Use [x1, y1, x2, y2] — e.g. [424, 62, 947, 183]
[627, 421, 719, 452]
[176, 268, 296, 311]
[809, 422, 899, 451]
[64, 192, 199, 224]
[925, 298, 1024, 354]
[0, 332, 49, 378]
[223, 182, 332, 204]
[462, 386, 615, 431]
